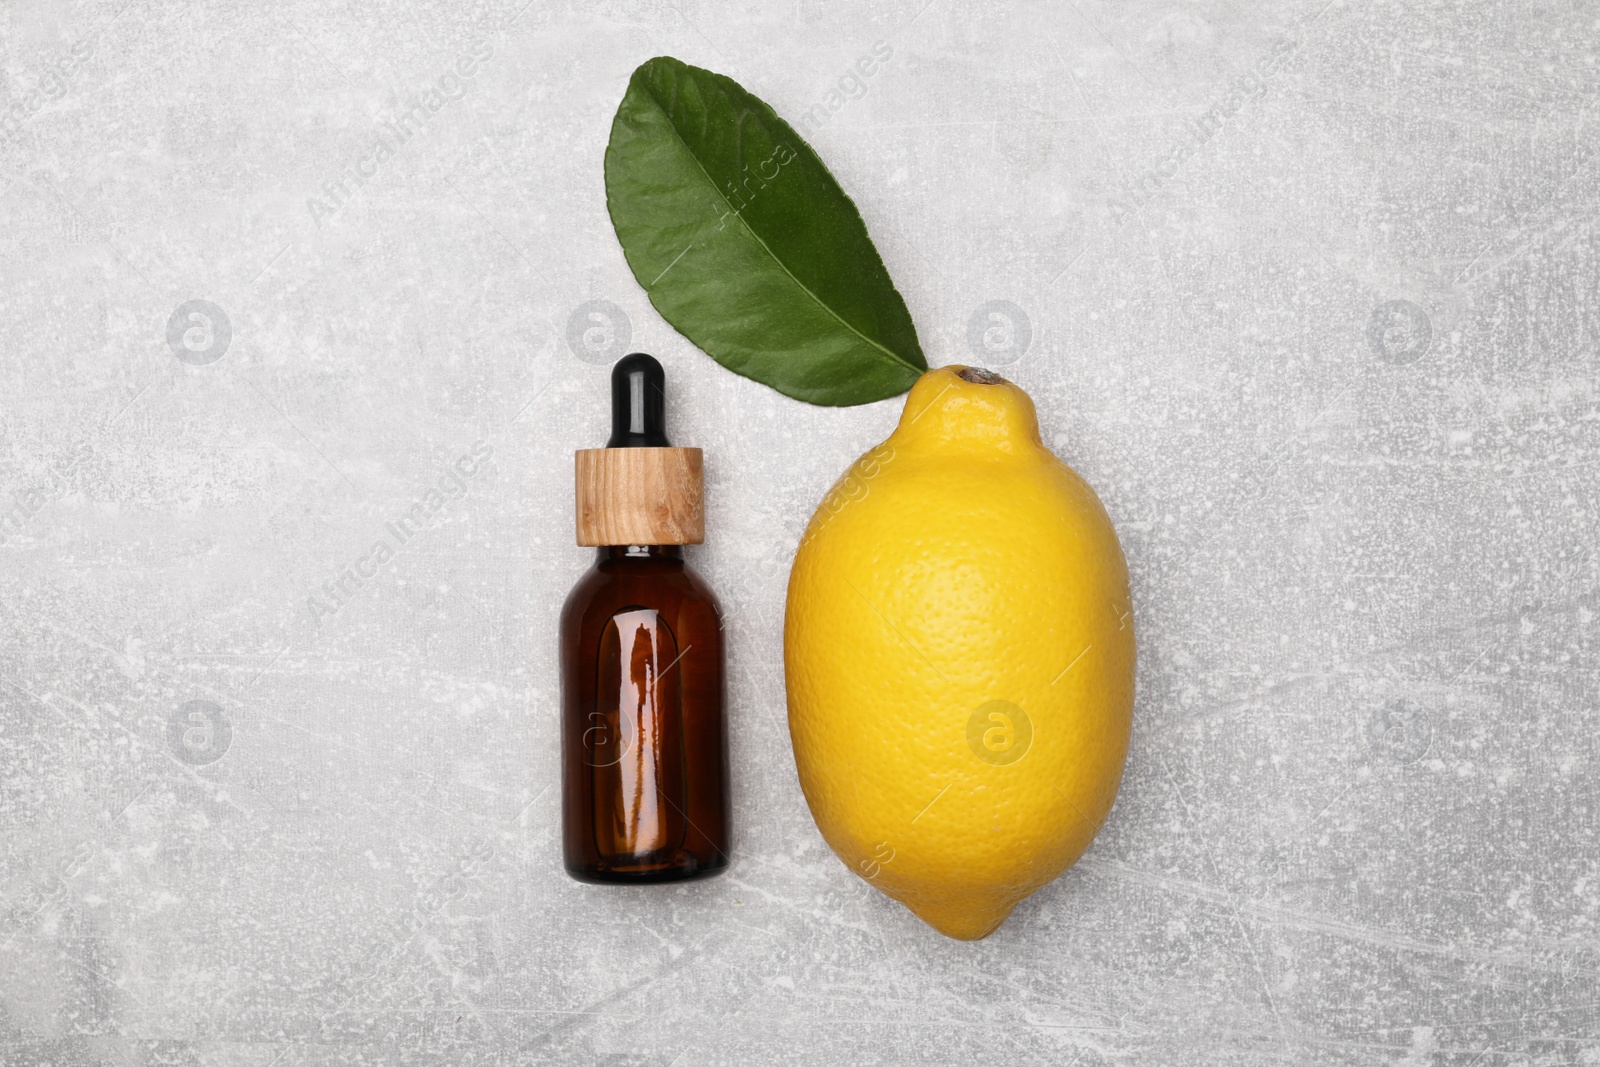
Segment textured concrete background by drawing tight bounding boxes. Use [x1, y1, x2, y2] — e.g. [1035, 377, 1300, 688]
[2, 0, 1597, 1063]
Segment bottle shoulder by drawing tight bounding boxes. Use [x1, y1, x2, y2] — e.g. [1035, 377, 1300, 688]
[674, 558, 723, 611]
[560, 555, 722, 624]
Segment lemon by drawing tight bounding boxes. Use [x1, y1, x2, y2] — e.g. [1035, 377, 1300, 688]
[784, 366, 1135, 940]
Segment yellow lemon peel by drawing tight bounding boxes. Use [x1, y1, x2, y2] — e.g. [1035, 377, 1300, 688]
[784, 366, 1135, 940]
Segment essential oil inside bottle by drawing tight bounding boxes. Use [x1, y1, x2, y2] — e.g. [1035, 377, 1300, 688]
[560, 353, 729, 883]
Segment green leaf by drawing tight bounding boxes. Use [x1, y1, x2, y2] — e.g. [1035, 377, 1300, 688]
[604, 56, 926, 407]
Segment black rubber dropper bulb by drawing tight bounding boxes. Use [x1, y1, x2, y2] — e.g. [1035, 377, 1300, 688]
[606, 353, 670, 448]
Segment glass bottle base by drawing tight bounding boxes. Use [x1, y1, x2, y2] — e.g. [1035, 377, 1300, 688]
[565, 856, 728, 885]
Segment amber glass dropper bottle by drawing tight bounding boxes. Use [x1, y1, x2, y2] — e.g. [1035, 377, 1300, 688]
[560, 353, 729, 883]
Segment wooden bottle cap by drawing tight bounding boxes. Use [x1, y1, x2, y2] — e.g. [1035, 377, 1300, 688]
[575, 446, 704, 546]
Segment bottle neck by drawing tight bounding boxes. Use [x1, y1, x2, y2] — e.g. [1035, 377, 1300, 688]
[598, 545, 684, 562]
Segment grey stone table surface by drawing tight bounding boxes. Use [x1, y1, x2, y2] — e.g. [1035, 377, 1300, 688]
[2, 0, 1596, 1064]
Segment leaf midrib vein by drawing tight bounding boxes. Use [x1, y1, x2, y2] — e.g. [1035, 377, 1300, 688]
[643, 86, 923, 378]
